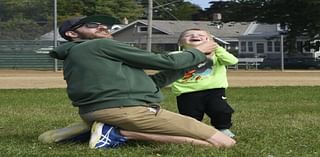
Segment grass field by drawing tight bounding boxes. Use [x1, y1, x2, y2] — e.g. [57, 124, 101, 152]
[0, 86, 319, 157]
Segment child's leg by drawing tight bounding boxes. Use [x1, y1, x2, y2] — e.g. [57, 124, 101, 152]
[205, 89, 235, 138]
[208, 112, 233, 129]
[176, 92, 206, 121]
[205, 88, 234, 130]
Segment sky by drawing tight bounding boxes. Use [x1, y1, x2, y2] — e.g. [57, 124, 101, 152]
[185, 0, 212, 9]
[186, 0, 230, 9]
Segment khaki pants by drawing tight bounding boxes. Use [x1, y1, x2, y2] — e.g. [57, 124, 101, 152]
[80, 106, 217, 140]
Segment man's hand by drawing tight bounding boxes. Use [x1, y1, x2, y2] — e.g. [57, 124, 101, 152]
[194, 38, 217, 58]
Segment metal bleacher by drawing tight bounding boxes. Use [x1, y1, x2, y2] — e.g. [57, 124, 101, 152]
[228, 57, 264, 70]
[0, 40, 63, 70]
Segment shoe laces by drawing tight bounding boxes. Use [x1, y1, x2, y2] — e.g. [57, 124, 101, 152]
[96, 127, 113, 148]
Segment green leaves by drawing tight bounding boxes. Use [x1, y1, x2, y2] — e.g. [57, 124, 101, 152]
[205, 0, 320, 54]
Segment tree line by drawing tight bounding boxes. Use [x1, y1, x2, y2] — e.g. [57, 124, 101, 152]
[0, 0, 203, 40]
[203, 0, 320, 54]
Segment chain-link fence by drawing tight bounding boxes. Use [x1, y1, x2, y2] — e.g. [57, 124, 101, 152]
[0, 0, 62, 70]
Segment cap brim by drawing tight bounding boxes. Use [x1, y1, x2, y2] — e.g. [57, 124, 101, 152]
[78, 15, 120, 26]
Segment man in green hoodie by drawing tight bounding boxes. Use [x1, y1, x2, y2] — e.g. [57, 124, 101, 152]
[46, 15, 236, 149]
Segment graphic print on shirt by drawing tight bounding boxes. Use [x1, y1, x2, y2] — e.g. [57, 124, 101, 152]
[182, 60, 213, 82]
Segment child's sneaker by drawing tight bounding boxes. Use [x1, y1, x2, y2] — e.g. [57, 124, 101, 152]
[89, 122, 128, 149]
[219, 129, 235, 138]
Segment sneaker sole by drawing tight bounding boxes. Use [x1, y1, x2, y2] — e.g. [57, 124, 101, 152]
[89, 122, 103, 149]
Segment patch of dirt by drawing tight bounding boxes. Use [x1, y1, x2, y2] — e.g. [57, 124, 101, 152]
[0, 70, 66, 89]
[227, 70, 320, 87]
[0, 69, 319, 89]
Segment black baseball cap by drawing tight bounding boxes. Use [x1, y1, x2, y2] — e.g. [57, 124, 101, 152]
[59, 15, 120, 41]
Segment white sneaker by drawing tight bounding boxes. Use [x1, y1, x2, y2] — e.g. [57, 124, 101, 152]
[38, 122, 90, 143]
[219, 129, 235, 138]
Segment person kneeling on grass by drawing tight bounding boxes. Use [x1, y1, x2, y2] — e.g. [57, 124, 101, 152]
[39, 15, 236, 149]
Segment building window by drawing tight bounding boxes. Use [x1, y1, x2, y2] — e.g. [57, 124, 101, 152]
[274, 41, 280, 52]
[240, 41, 246, 52]
[256, 43, 264, 54]
[248, 42, 253, 52]
[267, 41, 273, 52]
[227, 42, 239, 54]
[137, 26, 148, 33]
[297, 41, 303, 53]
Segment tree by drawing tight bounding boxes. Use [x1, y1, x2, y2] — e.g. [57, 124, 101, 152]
[200, 1, 239, 21]
[170, 1, 202, 20]
[137, 0, 202, 20]
[0, 0, 53, 22]
[83, 0, 144, 21]
[58, 0, 144, 22]
[205, 0, 320, 55]
[0, 0, 145, 39]
[0, 0, 53, 40]
[0, 16, 44, 40]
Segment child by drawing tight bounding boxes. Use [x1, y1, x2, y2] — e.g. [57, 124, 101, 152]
[171, 28, 238, 138]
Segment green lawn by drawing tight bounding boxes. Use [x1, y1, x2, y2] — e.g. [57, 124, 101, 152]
[0, 87, 319, 157]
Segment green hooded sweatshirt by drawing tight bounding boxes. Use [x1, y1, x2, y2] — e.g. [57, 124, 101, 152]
[50, 38, 207, 114]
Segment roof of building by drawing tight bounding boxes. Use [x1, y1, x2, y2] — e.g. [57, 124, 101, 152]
[39, 20, 282, 42]
[113, 20, 252, 39]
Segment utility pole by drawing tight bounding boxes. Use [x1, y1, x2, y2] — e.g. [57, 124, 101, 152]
[53, 0, 58, 72]
[147, 0, 153, 51]
[280, 34, 284, 71]
[279, 23, 288, 72]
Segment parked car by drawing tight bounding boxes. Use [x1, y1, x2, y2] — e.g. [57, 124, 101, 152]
[260, 57, 320, 69]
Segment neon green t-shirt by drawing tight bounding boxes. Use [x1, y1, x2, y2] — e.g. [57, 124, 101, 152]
[171, 46, 238, 96]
